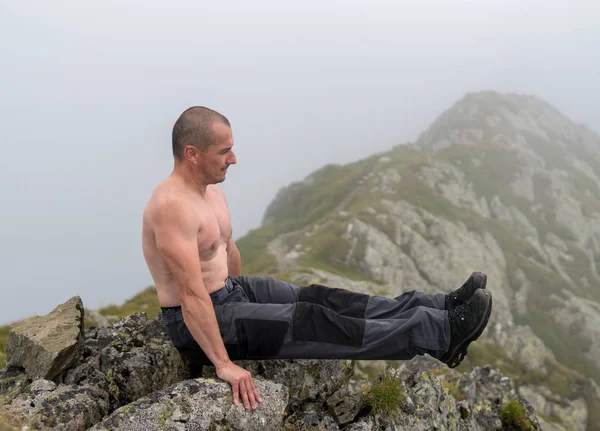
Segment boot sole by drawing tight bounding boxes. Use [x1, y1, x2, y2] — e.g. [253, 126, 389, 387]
[445, 289, 492, 368]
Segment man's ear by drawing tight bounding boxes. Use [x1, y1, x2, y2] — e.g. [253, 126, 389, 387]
[184, 145, 198, 162]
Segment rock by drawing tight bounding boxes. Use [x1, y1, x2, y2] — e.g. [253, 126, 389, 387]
[204, 359, 354, 410]
[343, 365, 541, 431]
[0, 312, 190, 430]
[326, 387, 366, 425]
[495, 325, 554, 373]
[88, 378, 288, 431]
[519, 384, 587, 431]
[283, 411, 340, 431]
[0, 368, 30, 407]
[59, 313, 190, 411]
[29, 379, 56, 392]
[0, 381, 109, 430]
[6, 296, 85, 380]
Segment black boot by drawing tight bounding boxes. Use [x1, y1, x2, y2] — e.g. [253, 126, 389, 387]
[440, 288, 492, 368]
[445, 271, 487, 310]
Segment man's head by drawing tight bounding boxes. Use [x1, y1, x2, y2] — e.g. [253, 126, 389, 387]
[172, 106, 237, 184]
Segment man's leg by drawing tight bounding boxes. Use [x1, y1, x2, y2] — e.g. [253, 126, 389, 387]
[163, 278, 491, 369]
[215, 286, 492, 367]
[231, 272, 486, 319]
[230, 275, 444, 317]
[215, 299, 451, 362]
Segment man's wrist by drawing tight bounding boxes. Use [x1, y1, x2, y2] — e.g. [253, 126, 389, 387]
[214, 358, 232, 371]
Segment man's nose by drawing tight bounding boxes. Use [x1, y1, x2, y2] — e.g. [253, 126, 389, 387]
[229, 151, 237, 164]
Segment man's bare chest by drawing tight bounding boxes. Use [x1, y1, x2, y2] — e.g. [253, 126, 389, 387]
[195, 201, 231, 258]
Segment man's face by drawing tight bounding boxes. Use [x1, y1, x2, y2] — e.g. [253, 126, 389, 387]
[196, 122, 237, 184]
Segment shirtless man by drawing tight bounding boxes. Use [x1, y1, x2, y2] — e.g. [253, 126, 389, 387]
[142, 107, 262, 409]
[142, 106, 493, 412]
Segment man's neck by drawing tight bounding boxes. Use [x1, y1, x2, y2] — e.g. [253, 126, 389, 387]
[172, 164, 209, 197]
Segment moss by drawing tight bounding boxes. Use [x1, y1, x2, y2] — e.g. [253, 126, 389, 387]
[105, 368, 121, 401]
[441, 379, 466, 401]
[306, 365, 320, 380]
[156, 408, 170, 426]
[364, 372, 405, 416]
[499, 399, 535, 431]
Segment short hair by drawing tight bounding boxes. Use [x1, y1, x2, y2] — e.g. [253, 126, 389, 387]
[171, 106, 231, 160]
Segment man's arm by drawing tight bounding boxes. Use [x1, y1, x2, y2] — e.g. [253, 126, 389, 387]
[153, 197, 260, 409]
[227, 236, 241, 276]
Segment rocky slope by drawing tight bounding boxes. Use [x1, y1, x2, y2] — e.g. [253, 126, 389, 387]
[236, 91, 600, 430]
[0, 297, 541, 430]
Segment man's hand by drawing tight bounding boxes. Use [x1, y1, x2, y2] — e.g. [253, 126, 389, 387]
[216, 361, 262, 410]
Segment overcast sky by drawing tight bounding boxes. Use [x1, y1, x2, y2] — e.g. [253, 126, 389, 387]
[0, 0, 598, 324]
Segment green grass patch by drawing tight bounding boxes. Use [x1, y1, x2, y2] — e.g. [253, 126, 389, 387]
[298, 219, 373, 281]
[364, 371, 405, 416]
[262, 156, 380, 230]
[0, 325, 8, 369]
[441, 379, 466, 401]
[235, 225, 280, 275]
[236, 155, 382, 276]
[98, 286, 160, 319]
[499, 399, 536, 431]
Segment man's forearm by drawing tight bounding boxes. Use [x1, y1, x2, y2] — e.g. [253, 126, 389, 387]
[181, 288, 230, 369]
[228, 246, 241, 276]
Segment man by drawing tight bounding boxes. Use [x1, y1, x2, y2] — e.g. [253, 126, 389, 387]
[142, 106, 493, 411]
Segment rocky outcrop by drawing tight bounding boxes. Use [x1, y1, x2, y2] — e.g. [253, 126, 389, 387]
[519, 384, 587, 431]
[6, 296, 85, 380]
[0, 304, 543, 431]
[0, 310, 190, 430]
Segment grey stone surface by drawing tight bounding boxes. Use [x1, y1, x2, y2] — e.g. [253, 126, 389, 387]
[6, 296, 85, 380]
[89, 378, 288, 431]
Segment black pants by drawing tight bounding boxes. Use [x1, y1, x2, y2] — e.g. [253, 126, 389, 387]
[161, 276, 450, 373]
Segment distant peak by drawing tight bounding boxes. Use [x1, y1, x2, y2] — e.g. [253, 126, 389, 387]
[415, 90, 580, 151]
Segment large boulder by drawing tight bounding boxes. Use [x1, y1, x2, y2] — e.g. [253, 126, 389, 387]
[89, 378, 288, 431]
[6, 296, 85, 380]
[227, 359, 355, 409]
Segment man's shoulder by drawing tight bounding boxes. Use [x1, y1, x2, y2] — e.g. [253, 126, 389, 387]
[147, 185, 197, 224]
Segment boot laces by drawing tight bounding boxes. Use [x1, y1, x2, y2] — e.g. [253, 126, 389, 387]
[449, 301, 469, 323]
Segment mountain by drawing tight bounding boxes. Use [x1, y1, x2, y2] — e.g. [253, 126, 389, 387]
[2, 90, 599, 430]
[236, 90, 600, 431]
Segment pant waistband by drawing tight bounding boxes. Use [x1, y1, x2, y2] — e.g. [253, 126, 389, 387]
[161, 277, 234, 326]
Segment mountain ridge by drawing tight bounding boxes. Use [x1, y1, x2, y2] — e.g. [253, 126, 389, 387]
[236, 90, 600, 430]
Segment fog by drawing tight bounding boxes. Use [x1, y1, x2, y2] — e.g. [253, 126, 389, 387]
[0, 0, 598, 324]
